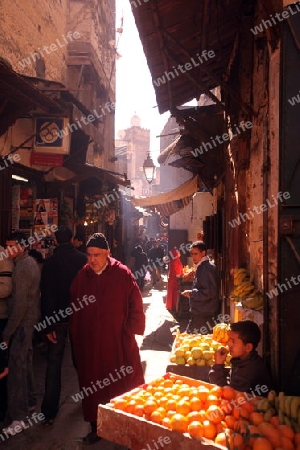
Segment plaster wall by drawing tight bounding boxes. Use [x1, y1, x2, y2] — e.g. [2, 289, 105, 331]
[0, 0, 68, 82]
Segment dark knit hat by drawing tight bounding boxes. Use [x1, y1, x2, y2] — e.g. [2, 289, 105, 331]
[86, 233, 109, 250]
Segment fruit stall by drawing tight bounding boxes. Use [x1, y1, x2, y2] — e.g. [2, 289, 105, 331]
[98, 373, 300, 450]
[166, 324, 231, 382]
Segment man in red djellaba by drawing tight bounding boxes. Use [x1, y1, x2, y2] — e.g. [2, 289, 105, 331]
[165, 248, 183, 311]
[69, 233, 145, 444]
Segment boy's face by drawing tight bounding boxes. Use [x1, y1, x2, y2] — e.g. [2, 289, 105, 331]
[228, 331, 253, 359]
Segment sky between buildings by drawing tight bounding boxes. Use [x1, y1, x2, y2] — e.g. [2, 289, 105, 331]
[115, 0, 170, 161]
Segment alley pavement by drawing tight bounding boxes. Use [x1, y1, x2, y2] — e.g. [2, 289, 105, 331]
[0, 277, 188, 449]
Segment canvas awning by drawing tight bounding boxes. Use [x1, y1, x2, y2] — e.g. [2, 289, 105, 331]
[131, 175, 200, 216]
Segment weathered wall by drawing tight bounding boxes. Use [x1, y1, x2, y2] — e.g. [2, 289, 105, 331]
[0, 0, 68, 82]
[170, 191, 216, 263]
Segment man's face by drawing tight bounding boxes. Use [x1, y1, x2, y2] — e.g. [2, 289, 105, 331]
[190, 247, 206, 265]
[228, 331, 253, 359]
[86, 247, 109, 273]
[6, 240, 25, 259]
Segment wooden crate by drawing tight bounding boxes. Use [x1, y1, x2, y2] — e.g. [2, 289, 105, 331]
[97, 374, 226, 450]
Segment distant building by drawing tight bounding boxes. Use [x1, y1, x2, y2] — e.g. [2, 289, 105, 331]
[115, 115, 154, 197]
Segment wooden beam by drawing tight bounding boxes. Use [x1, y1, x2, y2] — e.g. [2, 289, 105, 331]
[162, 28, 258, 117]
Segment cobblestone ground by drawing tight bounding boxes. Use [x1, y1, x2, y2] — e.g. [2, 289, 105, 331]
[0, 278, 185, 449]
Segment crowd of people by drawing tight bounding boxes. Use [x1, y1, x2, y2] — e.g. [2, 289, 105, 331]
[0, 227, 145, 444]
[0, 226, 274, 446]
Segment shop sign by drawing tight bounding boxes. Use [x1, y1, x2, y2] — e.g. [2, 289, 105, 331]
[34, 117, 70, 154]
[30, 152, 63, 167]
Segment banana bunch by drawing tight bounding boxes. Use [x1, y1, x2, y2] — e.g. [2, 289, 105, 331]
[254, 390, 300, 432]
[241, 293, 264, 311]
[256, 396, 276, 422]
[212, 323, 230, 344]
[276, 392, 300, 432]
[231, 268, 263, 310]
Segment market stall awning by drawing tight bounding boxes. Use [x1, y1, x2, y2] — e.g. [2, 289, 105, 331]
[45, 163, 131, 188]
[0, 61, 63, 136]
[130, 0, 243, 113]
[131, 175, 200, 216]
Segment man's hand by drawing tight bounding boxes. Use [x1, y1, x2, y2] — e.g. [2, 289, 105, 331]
[46, 331, 57, 344]
[214, 347, 229, 364]
[182, 290, 191, 298]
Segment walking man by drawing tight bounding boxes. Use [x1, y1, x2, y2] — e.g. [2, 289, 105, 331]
[2, 232, 40, 432]
[69, 233, 145, 444]
[182, 241, 219, 334]
[40, 226, 87, 425]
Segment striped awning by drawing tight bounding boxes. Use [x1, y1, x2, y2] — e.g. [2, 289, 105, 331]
[131, 176, 200, 216]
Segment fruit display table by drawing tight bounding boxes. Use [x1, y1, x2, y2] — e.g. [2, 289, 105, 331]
[165, 363, 211, 382]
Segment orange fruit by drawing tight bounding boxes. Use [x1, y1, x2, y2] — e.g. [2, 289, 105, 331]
[235, 392, 249, 404]
[210, 385, 223, 397]
[166, 410, 177, 419]
[178, 387, 191, 398]
[295, 433, 300, 445]
[233, 406, 249, 420]
[166, 399, 177, 411]
[162, 417, 171, 428]
[206, 394, 220, 407]
[150, 410, 164, 424]
[247, 424, 260, 446]
[220, 399, 233, 414]
[176, 399, 190, 416]
[278, 424, 295, 441]
[197, 387, 210, 401]
[133, 404, 144, 416]
[269, 415, 280, 428]
[188, 421, 204, 439]
[249, 411, 264, 425]
[222, 386, 236, 400]
[206, 405, 224, 424]
[202, 420, 217, 440]
[242, 400, 255, 413]
[258, 422, 281, 448]
[216, 421, 227, 434]
[125, 399, 136, 414]
[163, 378, 174, 388]
[189, 397, 202, 411]
[224, 415, 236, 430]
[187, 411, 204, 424]
[215, 432, 227, 446]
[143, 399, 157, 415]
[281, 436, 295, 450]
[253, 437, 273, 450]
[170, 413, 188, 433]
[228, 432, 244, 449]
[112, 398, 127, 411]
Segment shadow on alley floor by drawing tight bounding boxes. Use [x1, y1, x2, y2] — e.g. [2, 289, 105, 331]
[0, 278, 189, 449]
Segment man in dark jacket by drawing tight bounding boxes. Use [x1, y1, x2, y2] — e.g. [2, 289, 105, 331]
[39, 226, 86, 424]
[131, 245, 148, 290]
[182, 241, 219, 334]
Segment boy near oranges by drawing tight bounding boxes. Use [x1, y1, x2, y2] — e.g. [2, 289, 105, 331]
[209, 320, 274, 395]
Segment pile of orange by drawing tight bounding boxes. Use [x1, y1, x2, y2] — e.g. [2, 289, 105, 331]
[110, 375, 300, 449]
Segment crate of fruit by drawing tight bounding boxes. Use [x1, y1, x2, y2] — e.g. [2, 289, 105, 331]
[97, 373, 227, 449]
